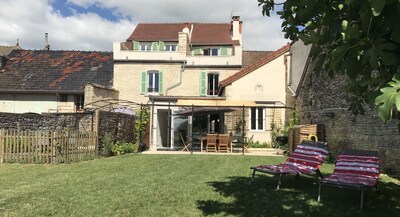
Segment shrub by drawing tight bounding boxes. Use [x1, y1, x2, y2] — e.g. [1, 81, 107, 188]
[111, 141, 138, 156]
[101, 133, 114, 157]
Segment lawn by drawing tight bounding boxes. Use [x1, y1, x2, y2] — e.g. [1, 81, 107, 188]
[0, 154, 399, 217]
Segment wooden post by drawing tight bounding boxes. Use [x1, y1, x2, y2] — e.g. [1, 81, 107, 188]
[0, 130, 4, 163]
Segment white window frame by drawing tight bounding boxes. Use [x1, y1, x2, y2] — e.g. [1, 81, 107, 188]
[249, 107, 265, 131]
[207, 72, 219, 96]
[165, 43, 177, 51]
[148, 70, 159, 93]
[140, 43, 151, 51]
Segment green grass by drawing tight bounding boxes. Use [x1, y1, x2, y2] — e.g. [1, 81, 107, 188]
[0, 154, 399, 217]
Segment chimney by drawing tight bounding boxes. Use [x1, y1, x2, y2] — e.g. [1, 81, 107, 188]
[231, 16, 242, 44]
[44, 33, 50, 51]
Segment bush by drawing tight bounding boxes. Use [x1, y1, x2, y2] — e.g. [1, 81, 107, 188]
[101, 133, 114, 157]
[111, 141, 138, 156]
[248, 141, 272, 149]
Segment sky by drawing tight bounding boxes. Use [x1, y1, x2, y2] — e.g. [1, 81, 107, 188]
[0, 0, 289, 52]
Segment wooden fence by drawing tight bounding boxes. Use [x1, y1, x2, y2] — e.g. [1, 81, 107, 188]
[0, 130, 98, 163]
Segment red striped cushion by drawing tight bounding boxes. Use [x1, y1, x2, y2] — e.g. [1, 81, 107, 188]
[254, 144, 329, 175]
[323, 154, 380, 186]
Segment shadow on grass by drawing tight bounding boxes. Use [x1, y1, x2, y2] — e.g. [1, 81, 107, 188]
[197, 174, 400, 217]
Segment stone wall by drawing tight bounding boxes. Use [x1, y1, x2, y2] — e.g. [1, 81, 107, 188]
[0, 112, 94, 131]
[0, 111, 137, 153]
[293, 63, 400, 174]
[98, 111, 136, 144]
[84, 83, 119, 111]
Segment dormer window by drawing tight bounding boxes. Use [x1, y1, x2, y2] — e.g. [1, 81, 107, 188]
[141, 43, 151, 51]
[165, 44, 177, 51]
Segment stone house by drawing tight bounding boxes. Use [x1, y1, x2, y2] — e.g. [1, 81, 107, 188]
[289, 41, 400, 174]
[113, 16, 290, 150]
[0, 49, 116, 113]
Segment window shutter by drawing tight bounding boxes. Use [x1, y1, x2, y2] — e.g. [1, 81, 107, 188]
[199, 72, 207, 96]
[193, 48, 202, 55]
[140, 72, 147, 94]
[220, 47, 228, 56]
[151, 42, 159, 51]
[133, 41, 140, 51]
[159, 41, 165, 51]
[158, 71, 163, 93]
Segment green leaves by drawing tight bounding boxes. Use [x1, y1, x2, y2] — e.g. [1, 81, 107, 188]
[369, 0, 385, 16]
[375, 75, 400, 123]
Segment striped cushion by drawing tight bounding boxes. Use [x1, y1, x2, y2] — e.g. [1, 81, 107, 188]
[254, 144, 329, 175]
[322, 154, 380, 186]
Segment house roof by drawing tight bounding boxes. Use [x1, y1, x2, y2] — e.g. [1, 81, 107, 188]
[242, 51, 273, 68]
[127, 23, 237, 45]
[0, 50, 113, 93]
[219, 44, 290, 87]
[0, 45, 22, 56]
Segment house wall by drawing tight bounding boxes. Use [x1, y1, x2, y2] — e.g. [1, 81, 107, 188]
[114, 62, 240, 103]
[84, 84, 119, 110]
[295, 63, 400, 174]
[224, 54, 288, 143]
[0, 93, 58, 113]
[113, 42, 242, 66]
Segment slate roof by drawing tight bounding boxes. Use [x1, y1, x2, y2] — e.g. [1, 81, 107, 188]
[219, 44, 290, 87]
[127, 23, 237, 45]
[0, 50, 113, 93]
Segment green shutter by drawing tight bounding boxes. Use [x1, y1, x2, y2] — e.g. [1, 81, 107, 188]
[159, 41, 165, 51]
[193, 48, 202, 55]
[158, 71, 163, 93]
[133, 41, 140, 51]
[151, 42, 159, 51]
[220, 47, 228, 56]
[199, 72, 207, 96]
[140, 72, 147, 94]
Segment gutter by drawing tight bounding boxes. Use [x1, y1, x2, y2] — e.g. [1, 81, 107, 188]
[165, 61, 187, 96]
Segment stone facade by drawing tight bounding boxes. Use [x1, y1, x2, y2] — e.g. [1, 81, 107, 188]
[84, 84, 119, 111]
[292, 64, 400, 174]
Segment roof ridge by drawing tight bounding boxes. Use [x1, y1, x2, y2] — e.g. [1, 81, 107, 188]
[14, 49, 113, 53]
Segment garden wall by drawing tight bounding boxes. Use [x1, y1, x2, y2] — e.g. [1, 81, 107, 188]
[292, 63, 400, 174]
[0, 111, 137, 153]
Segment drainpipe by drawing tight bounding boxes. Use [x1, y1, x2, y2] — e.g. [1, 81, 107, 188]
[165, 61, 187, 96]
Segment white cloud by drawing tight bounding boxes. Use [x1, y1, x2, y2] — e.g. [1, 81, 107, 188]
[0, 0, 288, 51]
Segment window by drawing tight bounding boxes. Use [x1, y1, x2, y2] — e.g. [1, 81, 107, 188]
[207, 73, 219, 96]
[148, 71, 159, 92]
[59, 94, 68, 102]
[203, 48, 219, 56]
[165, 44, 177, 51]
[199, 72, 219, 96]
[140, 71, 163, 94]
[255, 84, 263, 92]
[250, 107, 265, 131]
[74, 94, 84, 111]
[140, 43, 151, 51]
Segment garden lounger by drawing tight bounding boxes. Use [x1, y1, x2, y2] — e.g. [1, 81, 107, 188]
[250, 140, 329, 189]
[318, 149, 380, 209]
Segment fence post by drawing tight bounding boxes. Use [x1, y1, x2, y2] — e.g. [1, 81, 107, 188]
[0, 130, 4, 163]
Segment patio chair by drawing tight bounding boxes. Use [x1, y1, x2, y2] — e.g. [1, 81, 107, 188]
[206, 134, 217, 152]
[243, 135, 253, 153]
[218, 134, 230, 153]
[318, 149, 380, 209]
[250, 140, 329, 189]
[179, 133, 190, 152]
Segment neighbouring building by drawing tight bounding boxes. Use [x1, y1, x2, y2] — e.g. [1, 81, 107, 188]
[0, 49, 115, 113]
[289, 40, 400, 174]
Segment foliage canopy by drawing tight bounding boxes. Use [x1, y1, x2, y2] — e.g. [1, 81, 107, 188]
[258, 0, 400, 127]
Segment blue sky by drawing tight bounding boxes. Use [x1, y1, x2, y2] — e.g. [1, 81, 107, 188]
[0, 0, 288, 51]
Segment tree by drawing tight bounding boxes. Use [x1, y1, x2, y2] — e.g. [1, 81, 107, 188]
[258, 0, 400, 128]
